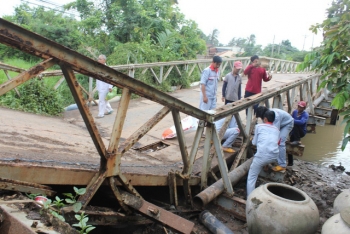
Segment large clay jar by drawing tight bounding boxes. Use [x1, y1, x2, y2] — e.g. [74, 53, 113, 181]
[334, 188, 350, 214]
[322, 207, 350, 234]
[246, 183, 319, 234]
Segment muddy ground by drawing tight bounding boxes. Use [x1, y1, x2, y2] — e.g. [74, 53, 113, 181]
[1, 157, 349, 234]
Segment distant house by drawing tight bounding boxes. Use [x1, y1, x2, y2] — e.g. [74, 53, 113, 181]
[204, 45, 244, 58]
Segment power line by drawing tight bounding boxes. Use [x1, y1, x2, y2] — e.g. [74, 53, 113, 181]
[20, 0, 80, 17]
[33, 0, 80, 14]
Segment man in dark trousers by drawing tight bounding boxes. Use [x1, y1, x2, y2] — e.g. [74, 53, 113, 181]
[244, 55, 272, 113]
[222, 61, 243, 104]
[288, 101, 309, 166]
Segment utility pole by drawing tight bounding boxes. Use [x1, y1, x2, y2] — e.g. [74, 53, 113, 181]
[271, 35, 275, 57]
[302, 35, 308, 51]
[278, 42, 281, 55]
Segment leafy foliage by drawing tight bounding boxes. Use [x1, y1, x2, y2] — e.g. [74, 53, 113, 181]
[297, 0, 350, 150]
[0, 78, 64, 116]
[73, 212, 95, 234]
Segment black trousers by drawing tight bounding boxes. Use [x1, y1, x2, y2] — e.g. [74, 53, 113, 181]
[244, 91, 259, 115]
[288, 125, 306, 165]
[225, 99, 234, 105]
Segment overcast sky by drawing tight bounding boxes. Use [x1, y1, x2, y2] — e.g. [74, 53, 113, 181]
[1, 0, 333, 51]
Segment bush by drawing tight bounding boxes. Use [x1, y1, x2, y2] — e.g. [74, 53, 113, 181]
[0, 78, 64, 116]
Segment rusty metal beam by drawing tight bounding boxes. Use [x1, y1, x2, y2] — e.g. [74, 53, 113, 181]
[171, 110, 190, 174]
[107, 89, 131, 177]
[78, 171, 106, 209]
[214, 194, 246, 222]
[213, 76, 320, 120]
[121, 191, 195, 234]
[212, 127, 233, 194]
[109, 88, 131, 153]
[0, 58, 55, 96]
[60, 64, 107, 163]
[0, 163, 201, 186]
[3, 70, 21, 97]
[118, 106, 170, 154]
[0, 61, 26, 73]
[0, 178, 55, 196]
[187, 120, 205, 175]
[201, 123, 213, 189]
[0, 19, 211, 122]
[63, 208, 152, 226]
[109, 177, 131, 214]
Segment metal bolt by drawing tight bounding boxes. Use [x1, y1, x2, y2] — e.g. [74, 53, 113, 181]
[148, 207, 159, 216]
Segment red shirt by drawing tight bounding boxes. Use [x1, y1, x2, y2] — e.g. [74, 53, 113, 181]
[244, 65, 270, 93]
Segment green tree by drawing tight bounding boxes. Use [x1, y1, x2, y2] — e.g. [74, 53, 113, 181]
[297, 0, 350, 150]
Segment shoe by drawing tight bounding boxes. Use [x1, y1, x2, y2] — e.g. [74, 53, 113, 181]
[287, 163, 293, 167]
[290, 141, 301, 146]
[223, 147, 235, 153]
[96, 115, 104, 118]
[105, 110, 114, 115]
[272, 165, 286, 172]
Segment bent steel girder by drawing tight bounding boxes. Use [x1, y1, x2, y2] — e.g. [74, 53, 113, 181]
[0, 18, 212, 123]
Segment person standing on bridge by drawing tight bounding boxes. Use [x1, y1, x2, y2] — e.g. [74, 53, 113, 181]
[222, 61, 243, 104]
[288, 101, 309, 166]
[256, 106, 294, 172]
[247, 110, 280, 197]
[244, 55, 272, 113]
[214, 115, 240, 153]
[199, 56, 222, 111]
[96, 54, 114, 118]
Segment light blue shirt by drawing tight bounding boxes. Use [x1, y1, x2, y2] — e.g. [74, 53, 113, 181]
[200, 66, 220, 99]
[214, 116, 238, 132]
[271, 108, 294, 129]
[252, 123, 280, 160]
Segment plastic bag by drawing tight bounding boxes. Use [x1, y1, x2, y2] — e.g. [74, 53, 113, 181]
[162, 116, 199, 140]
[106, 87, 118, 100]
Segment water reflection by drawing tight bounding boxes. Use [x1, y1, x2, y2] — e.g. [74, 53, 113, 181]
[301, 117, 350, 171]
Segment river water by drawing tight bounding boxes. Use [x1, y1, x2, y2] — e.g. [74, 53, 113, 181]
[301, 117, 350, 171]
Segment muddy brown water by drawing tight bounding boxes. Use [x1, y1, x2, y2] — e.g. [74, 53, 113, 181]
[301, 117, 350, 171]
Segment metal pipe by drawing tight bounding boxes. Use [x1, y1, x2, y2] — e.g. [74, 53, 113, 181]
[194, 157, 253, 208]
[199, 210, 234, 234]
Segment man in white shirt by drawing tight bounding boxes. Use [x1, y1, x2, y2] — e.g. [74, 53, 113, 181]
[96, 54, 114, 118]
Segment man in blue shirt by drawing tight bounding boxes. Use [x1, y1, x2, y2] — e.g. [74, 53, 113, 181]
[199, 56, 222, 110]
[288, 101, 309, 166]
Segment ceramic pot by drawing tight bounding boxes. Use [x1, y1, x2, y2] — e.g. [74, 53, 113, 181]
[322, 207, 350, 234]
[246, 183, 319, 234]
[334, 188, 350, 214]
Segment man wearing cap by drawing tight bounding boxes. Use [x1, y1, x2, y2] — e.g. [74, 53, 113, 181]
[199, 56, 222, 110]
[222, 61, 242, 104]
[288, 101, 309, 166]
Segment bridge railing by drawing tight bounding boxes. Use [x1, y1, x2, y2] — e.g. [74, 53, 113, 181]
[1, 54, 309, 102]
[0, 18, 319, 211]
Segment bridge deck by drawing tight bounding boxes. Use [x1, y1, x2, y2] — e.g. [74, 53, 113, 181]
[0, 73, 307, 186]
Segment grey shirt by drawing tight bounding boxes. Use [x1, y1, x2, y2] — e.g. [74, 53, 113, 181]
[222, 72, 241, 101]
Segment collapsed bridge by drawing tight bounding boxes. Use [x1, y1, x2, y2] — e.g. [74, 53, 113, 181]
[0, 18, 335, 233]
